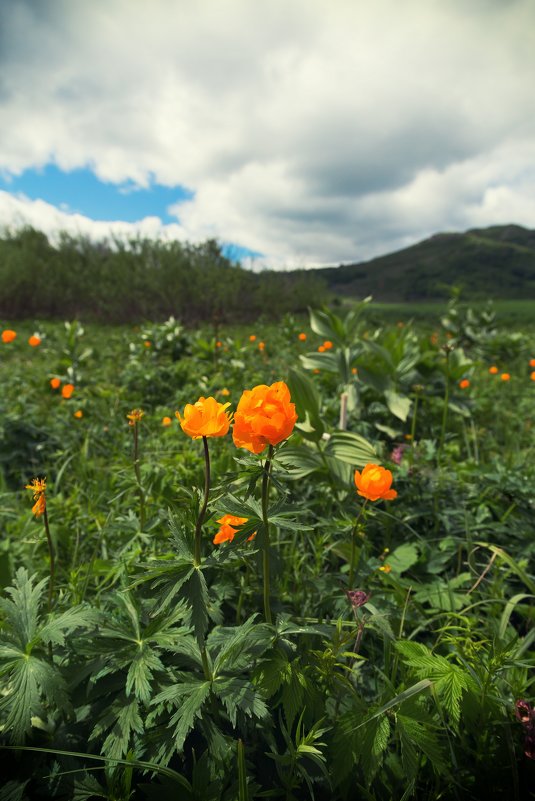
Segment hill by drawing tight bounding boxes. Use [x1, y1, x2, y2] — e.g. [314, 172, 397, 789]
[316, 224, 535, 301]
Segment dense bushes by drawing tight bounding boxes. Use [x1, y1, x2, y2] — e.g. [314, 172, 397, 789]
[0, 227, 326, 323]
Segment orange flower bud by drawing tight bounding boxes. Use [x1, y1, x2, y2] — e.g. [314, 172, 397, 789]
[144, 340, 151, 348]
[530, 359, 535, 368]
[249, 335, 256, 342]
[2, 329, 16, 343]
[213, 514, 255, 544]
[489, 366, 498, 374]
[501, 373, 511, 382]
[298, 333, 307, 341]
[233, 381, 297, 454]
[50, 377, 61, 390]
[531, 371, 535, 381]
[258, 341, 265, 351]
[73, 409, 83, 419]
[354, 463, 397, 502]
[318, 345, 325, 353]
[62, 383, 75, 399]
[161, 416, 172, 427]
[28, 335, 41, 347]
[459, 379, 470, 389]
[177, 396, 231, 439]
[323, 340, 333, 350]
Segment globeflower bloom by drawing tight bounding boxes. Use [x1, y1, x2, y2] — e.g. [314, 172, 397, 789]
[298, 332, 307, 341]
[501, 373, 511, 382]
[530, 359, 535, 368]
[213, 514, 255, 544]
[459, 379, 470, 389]
[354, 464, 397, 502]
[61, 383, 75, 399]
[2, 329, 16, 343]
[531, 371, 535, 381]
[177, 396, 231, 439]
[73, 409, 83, 419]
[50, 377, 61, 390]
[323, 340, 333, 350]
[25, 477, 47, 517]
[161, 416, 172, 427]
[233, 381, 297, 454]
[489, 366, 498, 375]
[28, 335, 41, 347]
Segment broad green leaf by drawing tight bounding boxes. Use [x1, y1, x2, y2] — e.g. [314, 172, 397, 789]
[384, 389, 412, 422]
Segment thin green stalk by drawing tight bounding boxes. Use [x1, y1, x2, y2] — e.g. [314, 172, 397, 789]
[438, 348, 451, 459]
[194, 436, 211, 567]
[261, 445, 274, 624]
[132, 424, 146, 529]
[410, 392, 420, 443]
[43, 506, 55, 613]
[348, 500, 368, 588]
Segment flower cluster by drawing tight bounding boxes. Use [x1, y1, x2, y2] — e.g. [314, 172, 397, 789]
[26, 477, 47, 517]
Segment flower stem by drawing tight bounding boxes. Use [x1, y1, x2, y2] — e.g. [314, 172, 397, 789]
[438, 349, 451, 459]
[194, 436, 211, 566]
[348, 500, 368, 588]
[43, 506, 55, 613]
[132, 424, 146, 529]
[261, 445, 274, 624]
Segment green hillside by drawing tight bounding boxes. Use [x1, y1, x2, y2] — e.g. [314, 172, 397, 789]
[317, 224, 535, 300]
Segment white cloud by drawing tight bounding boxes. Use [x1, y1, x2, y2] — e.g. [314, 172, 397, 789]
[1, 0, 535, 266]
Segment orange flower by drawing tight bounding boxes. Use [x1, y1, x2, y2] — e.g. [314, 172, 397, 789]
[298, 332, 307, 341]
[531, 371, 535, 381]
[28, 335, 41, 347]
[162, 416, 172, 427]
[258, 341, 265, 351]
[313, 368, 320, 374]
[318, 345, 325, 353]
[323, 340, 333, 350]
[2, 329, 16, 343]
[61, 383, 75, 399]
[233, 381, 297, 454]
[351, 367, 358, 375]
[216, 340, 222, 348]
[177, 396, 231, 439]
[50, 377, 61, 390]
[25, 477, 47, 517]
[354, 464, 397, 502]
[213, 514, 255, 544]
[489, 366, 498, 375]
[73, 409, 83, 419]
[530, 359, 535, 368]
[249, 335, 256, 342]
[501, 373, 511, 382]
[144, 340, 151, 348]
[379, 564, 392, 573]
[127, 408, 144, 426]
[220, 388, 230, 397]
[459, 379, 470, 389]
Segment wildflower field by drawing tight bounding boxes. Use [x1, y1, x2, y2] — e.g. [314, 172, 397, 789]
[0, 299, 534, 800]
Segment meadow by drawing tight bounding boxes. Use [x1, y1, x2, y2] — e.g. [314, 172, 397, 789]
[0, 297, 534, 800]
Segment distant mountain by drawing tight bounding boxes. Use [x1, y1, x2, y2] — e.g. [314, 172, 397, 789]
[316, 225, 535, 301]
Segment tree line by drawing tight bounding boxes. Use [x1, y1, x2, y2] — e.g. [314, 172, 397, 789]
[0, 227, 326, 323]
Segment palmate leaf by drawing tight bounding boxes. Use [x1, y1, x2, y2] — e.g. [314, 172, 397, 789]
[154, 679, 211, 751]
[0, 568, 48, 648]
[396, 641, 476, 727]
[397, 713, 447, 773]
[210, 615, 272, 675]
[0, 652, 69, 742]
[38, 605, 98, 646]
[212, 677, 269, 727]
[100, 698, 144, 760]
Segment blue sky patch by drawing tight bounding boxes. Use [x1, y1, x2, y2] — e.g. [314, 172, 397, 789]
[0, 164, 193, 224]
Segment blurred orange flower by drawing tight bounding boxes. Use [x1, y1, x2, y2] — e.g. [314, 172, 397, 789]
[28, 335, 41, 347]
[127, 408, 144, 426]
[351, 367, 358, 375]
[62, 383, 75, 399]
[50, 377, 61, 390]
[530, 359, 535, 367]
[258, 341, 265, 351]
[144, 340, 151, 348]
[2, 330, 16, 343]
[298, 332, 307, 341]
[216, 340, 222, 348]
[323, 340, 333, 350]
[177, 396, 231, 439]
[501, 373, 511, 382]
[73, 410, 83, 419]
[25, 477, 47, 517]
[233, 381, 297, 454]
[531, 371, 535, 381]
[459, 379, 470, 389]
[161, 416, 172, 427]
[249, 334, 256, 342]
[213, 514, 255, 544]
[489, 366, 498, 374]
[221, 388, 230, 396]
[379, 564, 392, 573]
[354, 464, 397, 502]
[318, 345, 325, 353]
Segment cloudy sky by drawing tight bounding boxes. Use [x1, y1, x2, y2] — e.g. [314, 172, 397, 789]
[1, 0, 535, 269]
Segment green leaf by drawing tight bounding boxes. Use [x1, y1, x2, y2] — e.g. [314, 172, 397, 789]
[287, 367, 323, 433]
[384, 389, 412, 422]
[324, 430, 377, 467]
[212, 677, 269, 726]
[155, 680, 211, 751]
[387, 543, 419, 574]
